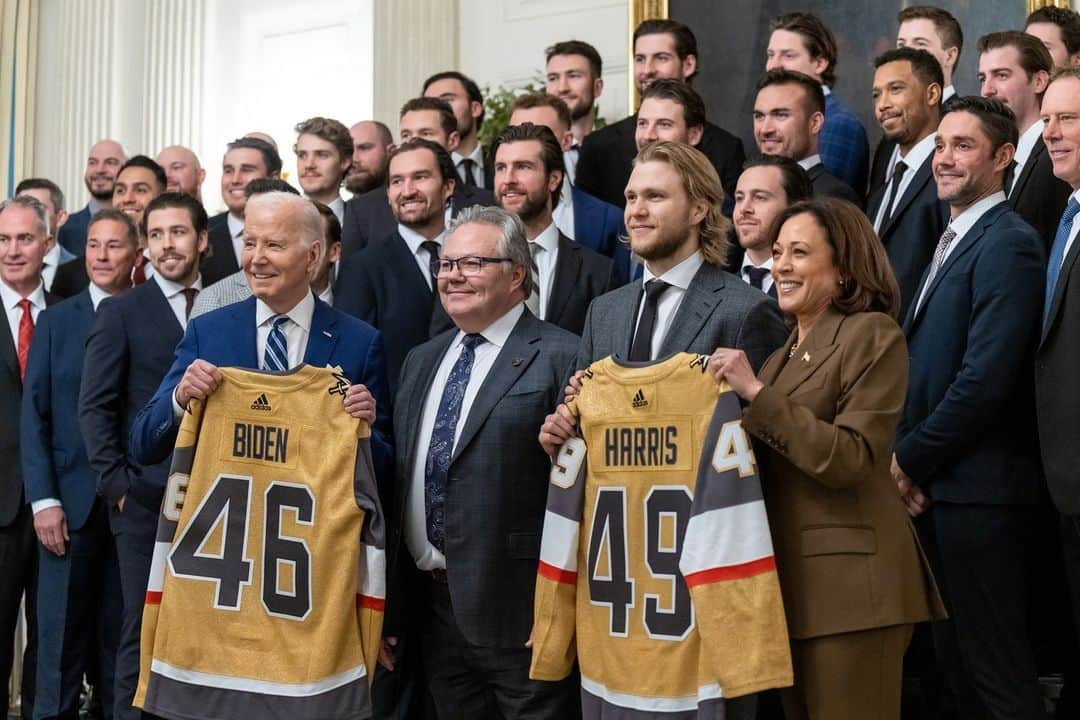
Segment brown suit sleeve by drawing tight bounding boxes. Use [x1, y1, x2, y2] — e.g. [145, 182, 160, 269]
[741, 314, 907, 490]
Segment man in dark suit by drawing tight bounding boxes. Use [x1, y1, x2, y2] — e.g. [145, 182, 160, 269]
[79, 192, 208, 720]
[15, 179, 76, 293]
[346, 120, 394, 196]
[335, 139, 456, 392]
[58, 139, 126, 256]
[1025, 6, 1080, 69]
[733, 155, 813, 300]
[575, 19, 744, 212]
[892, 97, 1046, 720]
[341, 98, 494, 257]
[979, 31, 1072, 252]
[21, 209, 138, 720]
[423, 71, 490, 189]
[0, 196, 57, 719]
[753, 69, 862, 206]
[1037, 67, 1080, 718]
[201, 137, 282, 285]
[493, 122, 619, 335]
[896, 5, 963, 102]
[544, 40, 606, 181]
[383, 205, 580, 718]
[868, 48, 949, 317]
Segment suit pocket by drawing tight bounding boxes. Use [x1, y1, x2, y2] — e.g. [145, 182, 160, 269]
[800, 525, 877, 556]
[507, 532, 540, 559]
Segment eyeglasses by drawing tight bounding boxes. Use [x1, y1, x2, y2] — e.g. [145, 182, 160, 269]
[430, 255, 513, 277]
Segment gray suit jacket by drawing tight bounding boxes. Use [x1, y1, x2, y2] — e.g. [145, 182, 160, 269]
[190, 270, 250, 319]
[386, 309, 579, 648]
[576, 261, 788, 373]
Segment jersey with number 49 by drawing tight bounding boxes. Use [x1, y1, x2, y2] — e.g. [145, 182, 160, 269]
[530, 353, 792, 717]
[135, 365, 385, 720]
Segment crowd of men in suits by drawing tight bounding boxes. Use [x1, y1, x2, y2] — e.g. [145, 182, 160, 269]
[3, 4, 1080, 720]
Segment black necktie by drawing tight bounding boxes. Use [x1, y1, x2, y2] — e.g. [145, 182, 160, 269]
[420, 240, 441, 282]
[1004, 160, 1018, 196]
[629, 280, 671, 361]
[746, 266, 770, 290]
[881, 160, 908, 229]
[459, 159, 477, 187]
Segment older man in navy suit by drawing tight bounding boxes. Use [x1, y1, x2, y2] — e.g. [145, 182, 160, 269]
[22, 209, 138, 720]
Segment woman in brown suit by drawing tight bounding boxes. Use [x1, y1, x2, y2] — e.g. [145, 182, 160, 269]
[711, 198, 945, 720]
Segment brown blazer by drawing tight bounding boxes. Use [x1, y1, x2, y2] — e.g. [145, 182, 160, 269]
[741, 307, 945, 640]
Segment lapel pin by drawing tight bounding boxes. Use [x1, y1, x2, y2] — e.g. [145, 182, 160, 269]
[802, 351, 811, 363]
[322, 330, 332, 338]
[512, 357, 523, 367]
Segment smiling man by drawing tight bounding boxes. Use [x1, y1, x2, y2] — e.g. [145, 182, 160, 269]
[59, 139, 127, 256]
[155, 145, 205, 201]
[112, 156, 166, 232]
[896, 6, 963, 100]
[294, 116, 353, 223]
[545, 40, 605, 180]
[423, 71, 487, 188]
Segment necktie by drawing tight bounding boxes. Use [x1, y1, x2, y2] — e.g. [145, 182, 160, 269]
[880, 160, 908, 229]
[16, 298, 34, 379]
[629, 279, 671, 361]
[526, 242, 542, 317]
[746, 266, 770, 290]
[420, 240, 441, 287]
[132, 253, 148, 285]
[181, 288, 198, 320]
[263, 315, 290, 371]
[916, 227, 957, 314]
[1044, 198, 1080, 329]
[459, 158, 478, 187]
[1005, 160, 1019, 196]
[425, 333, 486, 553]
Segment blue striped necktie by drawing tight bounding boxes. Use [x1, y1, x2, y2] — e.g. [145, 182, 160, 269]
[1045, 198, 1080, 329]
[263, 315, 289, 371]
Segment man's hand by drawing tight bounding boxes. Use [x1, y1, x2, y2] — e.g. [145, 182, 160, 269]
[524, 625, 535, 649]
[892, 454, 930, 517]
[34, 507, 68, 556]
[539, 403, 577, 457]
[175, 359, 222, 408]
[343, 383, 376, 424]
[709, 348, 764, 402]
[378, 636, 398, 671]
[563, 369, 587, 402]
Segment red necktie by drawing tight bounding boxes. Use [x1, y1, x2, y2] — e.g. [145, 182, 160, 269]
[17, 298, 34, 379]
[132, 253, 148, 285]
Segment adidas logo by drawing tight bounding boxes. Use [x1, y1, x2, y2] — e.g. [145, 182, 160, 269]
[250, 393, 272, 411]
[632, 388, 648, 408]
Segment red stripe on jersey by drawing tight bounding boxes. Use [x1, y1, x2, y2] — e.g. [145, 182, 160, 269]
[145, 590, 163, 605]
[684, 556, 776, 587]
[538, 560, 577, 585]
[357, 594, 385, 612]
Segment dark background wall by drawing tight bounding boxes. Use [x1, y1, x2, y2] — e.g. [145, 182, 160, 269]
[669, 0, 1027, 154]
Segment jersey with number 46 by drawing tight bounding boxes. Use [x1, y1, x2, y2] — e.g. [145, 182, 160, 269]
[135, 365, 385, 720]
[530, 353, 792, 718]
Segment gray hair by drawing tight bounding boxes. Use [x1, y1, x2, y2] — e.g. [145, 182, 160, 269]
[244, 192, 323, 264]
[447, 205, 535, 298]
[0, 195, 50, 237]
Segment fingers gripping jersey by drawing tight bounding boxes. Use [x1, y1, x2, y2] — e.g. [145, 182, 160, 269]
[135, 366, 386, 720]
[530, 354, 792, 718]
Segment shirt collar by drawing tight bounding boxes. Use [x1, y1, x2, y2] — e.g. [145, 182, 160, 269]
[43, 243, 61, 267]
[531, 222, 560, 252]
[88, 283, 112, 310]
[948, 192, 1008, 240]
[328, 196, 345, 222]
[319, 284, 333, 305]
[0, 279, 45, 311]
[798, 154, 822, 171]
[255, 290, 316, 333]
[642, 250, 704, 290]
[942, 84, 956, 101]
[1014, 120, 1045, 171]
[152, 272, 202, 299]
[451, 144, 485, 167]
[820, 84, 831, 96]
[898, 131, 936, 168]
[398, 224, 445, 254]
[741, 253, 773, 272]
[227, 213, 244, 239]
[454, 302, 524, 351]
[558, 175, 574, 208]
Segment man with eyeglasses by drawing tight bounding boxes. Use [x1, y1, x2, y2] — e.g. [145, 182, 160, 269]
[383, 205, 581, 719]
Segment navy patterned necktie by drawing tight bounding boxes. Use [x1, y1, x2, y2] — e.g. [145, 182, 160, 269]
[424, 333, 486, 553]
[1045, 198, 1080, 329]
[263, 315, 289, 371]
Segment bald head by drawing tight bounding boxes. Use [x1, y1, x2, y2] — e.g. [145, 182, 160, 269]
[244, 131, 278, 151]
[84, 139, 127, 203]
[156, 145, 205, 200]
[346, 120, 394, 194]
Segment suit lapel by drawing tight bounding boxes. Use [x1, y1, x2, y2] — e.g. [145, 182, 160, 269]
[770, 308, 843, 396]
[1010, 138, 1044, 202]
[227, 297, 260, 367]
[388, 234, 433, 300]
[880, 155, 934, 238]
[658, 263, 725, 356]
[0, 303, 17, 385]
[1042, 227, 1080, 345]
[144, 279, 184, 338]
[303, 299, 339, 368]
[451, 312, 540, 463]
[545, 234, 580, 324]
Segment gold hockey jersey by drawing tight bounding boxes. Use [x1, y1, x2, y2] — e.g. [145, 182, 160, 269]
[530, 354, 792, 717]
[135, 365, 385, 720]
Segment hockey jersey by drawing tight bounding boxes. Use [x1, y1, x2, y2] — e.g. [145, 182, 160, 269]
[530, 353, 792, 717]
[135, 365, 385, 720]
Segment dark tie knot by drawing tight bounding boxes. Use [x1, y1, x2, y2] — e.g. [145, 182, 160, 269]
[420, 240, 441, 259]
[644, 278, 671, 301]
[462, 333, 486, 350]
[272, 314, 289, 330]
[893, 160, 908, 179]
[746, 266, 770, 289]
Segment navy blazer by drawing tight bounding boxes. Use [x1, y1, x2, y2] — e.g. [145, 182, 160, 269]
[57, 205, 91, 256]
[569, 186, 624, 257]
[200, 211, 240, 286]
[129, 295, 392, 478]
[21, 290, 99, 530]
[807, 162, 862, 207]
[895, 202, 1045, 505]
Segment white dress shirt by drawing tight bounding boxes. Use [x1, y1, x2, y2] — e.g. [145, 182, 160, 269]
[227, 213, 245, 266]
[1, 279, 45, 352]
[319, 283, 333, 305]
[552, 175, 575, 240]
[451, 145, 486, 188]
[943, 85, 956, 102]
[740, 254, 775, 295]
[564, 146, 579, 186]
[152, 273, 202, 331]
[915, 192, 1007, 313]
[406, 302, 525, 570]
[1011, 120, 1044, 196]
[797, 154, 823, 172]
[874, 132, 937, 232]
[635, 251, 704, 360]
[398, 224, 445, 291]
[42, 244, 62, 291]
[88, 282, 111, 311]
[327, 196, 345, 225]
[1059, 188, 1080, 270]
[530, 223, 560, 319]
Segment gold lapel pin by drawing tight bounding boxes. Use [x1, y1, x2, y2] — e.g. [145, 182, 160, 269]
[802, 351, 811, 363]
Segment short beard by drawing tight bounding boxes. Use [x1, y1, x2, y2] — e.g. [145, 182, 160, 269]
[345, 168, 386, 195]
[570, 101, 594, 122]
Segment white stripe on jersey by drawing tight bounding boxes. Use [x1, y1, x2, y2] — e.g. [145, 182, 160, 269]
[539, 510, 580, 572]
[581, 674, 724, 712]
[679, 500, 775, 577]
[150, 659, 366, 697]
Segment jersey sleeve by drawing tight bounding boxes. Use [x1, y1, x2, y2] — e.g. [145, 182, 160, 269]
[677, 387, 793, 697]
[135, 396, 208, 709]
[353, 422, 386, 686]
[529, 431, 587, 682]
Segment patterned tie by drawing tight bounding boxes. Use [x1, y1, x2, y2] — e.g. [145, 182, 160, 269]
[629, 279, 671, 361]
[182, 288, 198, 320]
[16, 298, 34, 379]
[1045, 198, 1080, 329]
[526, 242, 542, 316]
[916, 227, 957, 315]
[459, 158, 478, 187]
[263, 315, 290, 371]
[425, 333, 486, 553]
[745, 266, 770, 290]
